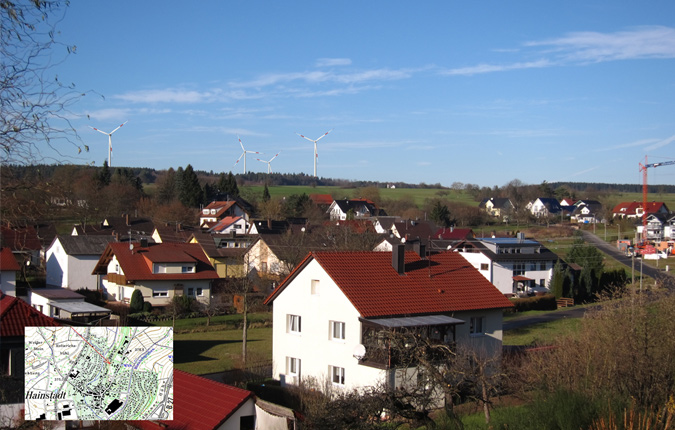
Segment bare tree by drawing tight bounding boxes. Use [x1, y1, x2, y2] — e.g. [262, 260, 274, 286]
[2, 1, 89, 164]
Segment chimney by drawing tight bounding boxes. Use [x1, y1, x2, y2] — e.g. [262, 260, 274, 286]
[392, 244, 405, 275]
[413, 242, 426, 259]
[125, 213, 130, 226]
[140, 238, 148, 248]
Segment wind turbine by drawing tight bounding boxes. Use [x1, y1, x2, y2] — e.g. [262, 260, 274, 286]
[89, 121, 128, 167]
[233, 136, 262, 174]
[296, 129, 333, 177]
[256, 151, 281, 174]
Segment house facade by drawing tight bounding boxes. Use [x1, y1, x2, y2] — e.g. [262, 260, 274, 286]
[45, 235, 115, 290]
[264, 248, 513, 392]
[456, 236, 560, 297]
[200, 201, 250, 229]
[327, 199, 385, 221]
[0, 248, 19, 297]
[479, 198, 514, 218]
[93, 242, 219, 306]
[527, 198, 563, 218]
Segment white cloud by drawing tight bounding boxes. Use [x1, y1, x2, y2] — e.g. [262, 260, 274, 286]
[113, 89, 216, 103]
[231, 67, 412, 88]
[316, 58, 352, 67]
[84, 108, 133, 121]
[526, 26, 675, 63]
[646, 134, 675, 151]
[444, 26, 675, 77]
[443, 59, 552, 76]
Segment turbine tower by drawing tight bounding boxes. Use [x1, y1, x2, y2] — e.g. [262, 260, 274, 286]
[89, 121, 128, 167]
[296, 129, 333, 177]
[256, 151, 281, 174]
[233, 136, 262, 174]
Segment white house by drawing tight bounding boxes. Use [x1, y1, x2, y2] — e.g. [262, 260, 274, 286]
[327, 199, 384, 221]
[527, 198, 563, 218]
[0, 247, 20, 297]
[45, 235, 115, 290]
[200, 201, 249, 229]
[208, 216, 248, 235]
[92, 242, 219, 307]
[263, 247, 513, 393]
[456, 235, 561, 297]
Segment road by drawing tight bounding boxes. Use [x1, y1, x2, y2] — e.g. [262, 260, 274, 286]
[579, 230, 673, 284]
[504, 230, 674, 331]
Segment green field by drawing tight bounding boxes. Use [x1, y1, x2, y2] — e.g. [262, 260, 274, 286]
[173, 326, 272, 375]
[502, 318, 581, 346]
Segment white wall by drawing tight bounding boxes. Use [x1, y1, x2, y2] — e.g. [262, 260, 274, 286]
[271, 259, 386, 392]
[219, 398, 256, 430]
[0, 270, 16, 297]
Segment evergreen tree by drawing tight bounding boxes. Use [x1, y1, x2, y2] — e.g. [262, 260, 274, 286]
[550, 260, 565, 299]
[130, 289, 144, 313]
[262, 184, 271, 202]
[97, 160, 111, 188]
[226, 172, 239, 197]
[179, 164, 203, 207]
[430, 201, 452, 227]
[157, 167, 177, 204]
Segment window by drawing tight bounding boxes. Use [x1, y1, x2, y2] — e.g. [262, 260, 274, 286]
[153, 291, 168, 298]
[182, 266, 195, 273]
[331, 366, 345, 385]
[539, 262, 547, 270]
[196, 288, 203, 296]
[480, 263, 489, 271]
[513, 263, 525, 276]
[287, 357, 301, 377]
[288, 314, 301, 334]
[470, 316, 485, 335]
[540, 279, 546, 287]
[311, 279, 320, 295]
[187, 288, 194, 296]
[529, 262, 537, 271]
[331, 321, 345, 341]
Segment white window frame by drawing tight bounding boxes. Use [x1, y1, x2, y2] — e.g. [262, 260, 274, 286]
[196, 288, 203, 296]
[287, 357, 301, 378]
[288, 314, 301, 334]
[469, 316, 485, 336]
[330, 365, 345, 386]
[331, 321, 345, 341]
[153, 291, 168, 298]
[311, 279, 320, 295]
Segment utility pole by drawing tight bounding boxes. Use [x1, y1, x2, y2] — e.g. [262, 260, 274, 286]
[632, 253, 635, 285]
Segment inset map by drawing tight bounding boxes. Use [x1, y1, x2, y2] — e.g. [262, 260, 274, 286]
[25, 326, 173, 421]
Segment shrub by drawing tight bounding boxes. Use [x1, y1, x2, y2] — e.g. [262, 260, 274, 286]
[511, 294, 557, 312]
[130, 289, 144, 313]
[143, 302, 152, 312]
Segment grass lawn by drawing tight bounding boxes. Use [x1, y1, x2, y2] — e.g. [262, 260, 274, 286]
[173, 326, 273, 375]
[502, 318, 581, 346]
[151, 312, 272, 332]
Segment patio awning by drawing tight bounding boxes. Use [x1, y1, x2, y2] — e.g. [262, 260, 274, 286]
[360, 315, 465, 328]
[513, 275, 533, 281]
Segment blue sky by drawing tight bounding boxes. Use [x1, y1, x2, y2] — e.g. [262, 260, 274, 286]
[49, 1, 675, 187]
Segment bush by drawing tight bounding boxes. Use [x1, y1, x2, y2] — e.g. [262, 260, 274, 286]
[130, 289, 145, 313]
[510, 294, 557, 312]
[143, 302, 152, 312]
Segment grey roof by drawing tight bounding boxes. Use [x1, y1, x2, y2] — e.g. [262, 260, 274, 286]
[32, 288, 85, 300]
[362, 314, 465, 328]
[50, 301, 111, 314]
[455, 239, 562, 263]
[53, 235, 116, 255]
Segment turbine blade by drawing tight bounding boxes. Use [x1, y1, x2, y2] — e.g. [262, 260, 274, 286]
[234, 152, 244, 167]
[315, 128, 334, 142]
[89, 126, 109, 136]
[109, 120, 128, 135]
[238, 136, 245, 151]
[296, 132, 315, 143]
[269, 151, 281, 162]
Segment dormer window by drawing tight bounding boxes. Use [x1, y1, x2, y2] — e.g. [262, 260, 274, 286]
[210, 209, 216, 215]
[182, 265, 195, 273]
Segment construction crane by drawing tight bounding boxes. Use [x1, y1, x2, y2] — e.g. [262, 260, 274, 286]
[638, 156, 675, 242]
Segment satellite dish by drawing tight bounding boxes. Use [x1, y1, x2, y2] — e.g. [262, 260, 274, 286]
[353, 344, 366, 361]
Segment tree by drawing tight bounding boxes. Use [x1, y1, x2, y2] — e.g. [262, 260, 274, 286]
[217, 171, 239, 197]
[430, 200, 452, 227]
[129, 289, 144, 313]
[178, 164, 203, 208]
[156, 168, 178, 204]
[1, 0, 89, 164]
[262, 183, 271, 202]
[550, 260, 566, 299]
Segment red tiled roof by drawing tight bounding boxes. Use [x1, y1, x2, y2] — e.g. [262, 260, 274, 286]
[94, 242, 219, 281]
[435, 228, 474, 240]
[131, 370, 253, 430]
[612, 201, 667, 215]
[265, 250, 513, 318]
[0, 294, 60, 337]
[309, 194, 334, 206]
[0, 225, 42, 251]
[210, 216, 242, 233]
[0, 247, 20, 271]
[202, 201, 237, 219]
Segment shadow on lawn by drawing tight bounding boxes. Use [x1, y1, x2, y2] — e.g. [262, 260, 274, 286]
[174, 339, 238, 363]
[173, 338, 266, 363]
